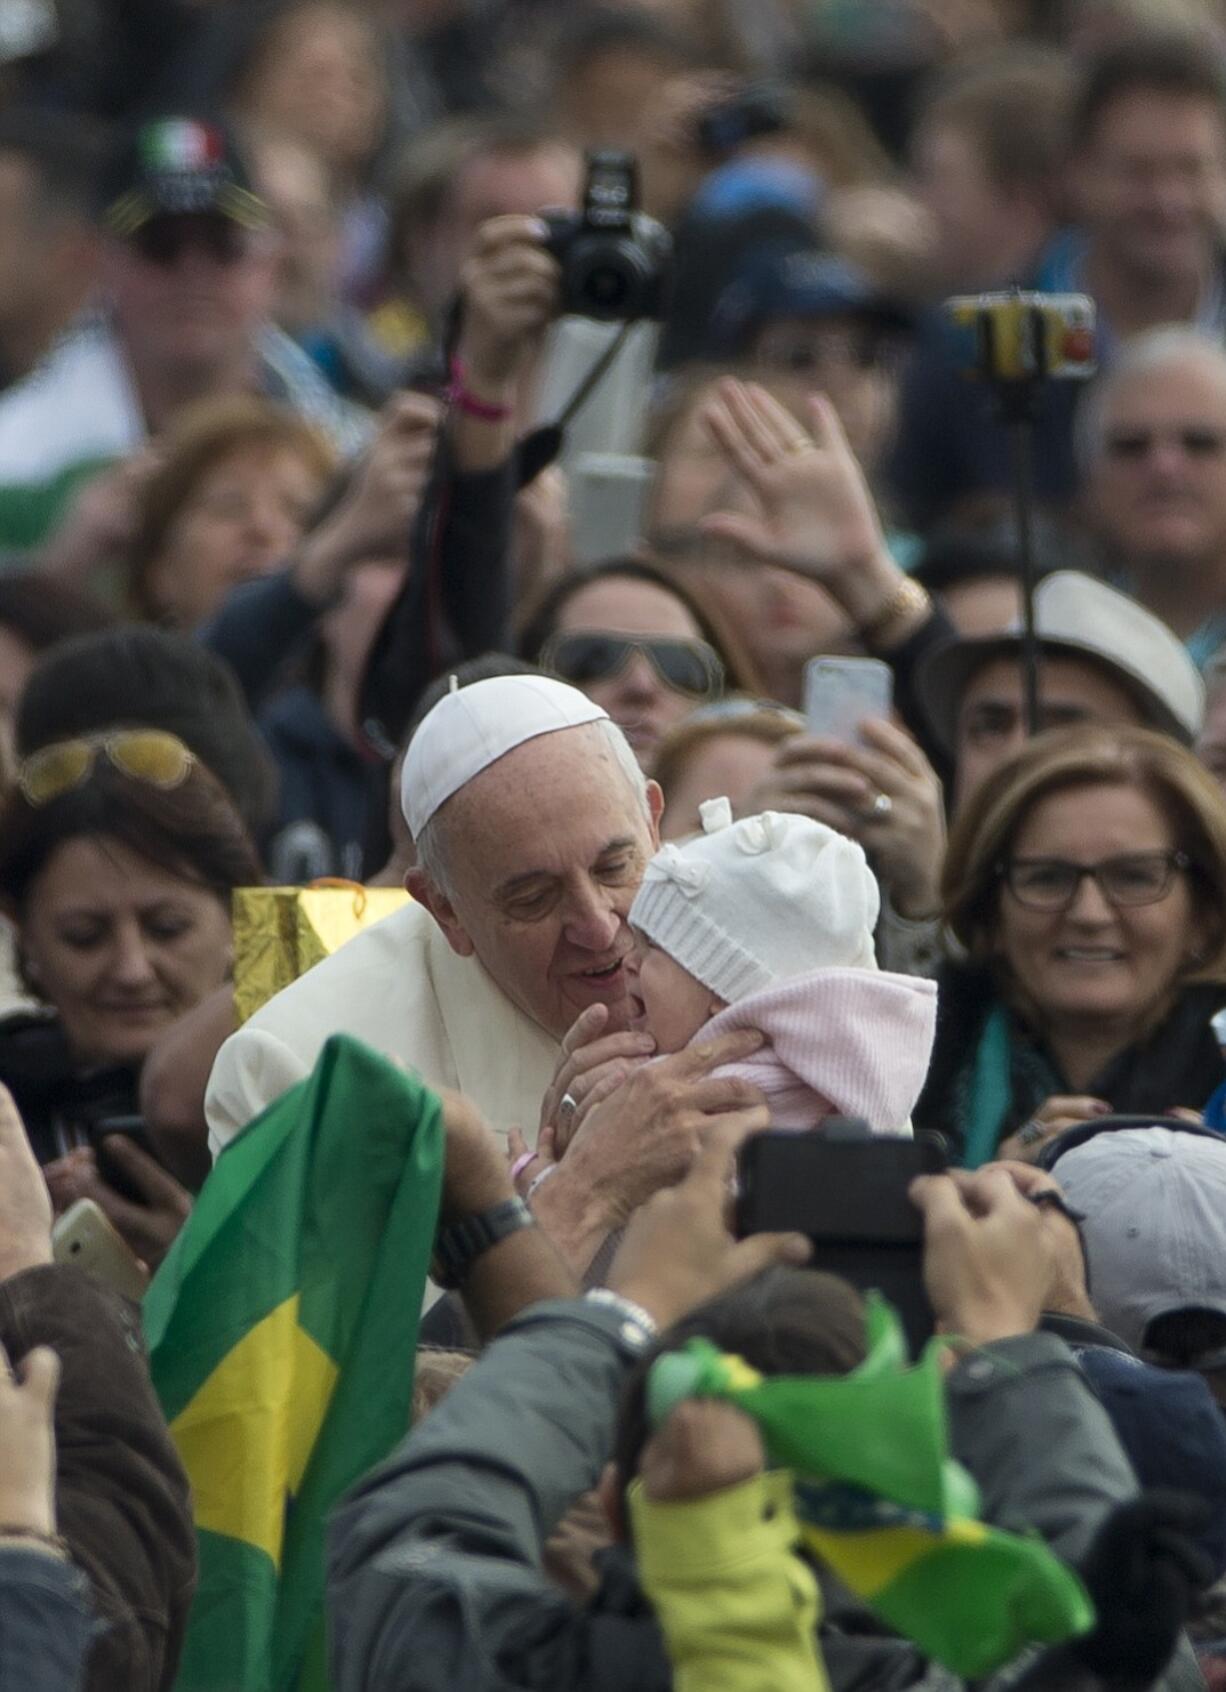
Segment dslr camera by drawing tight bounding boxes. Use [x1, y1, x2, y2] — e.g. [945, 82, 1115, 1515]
[542, 152, 671, 324]
[946, 290, 1096, 385]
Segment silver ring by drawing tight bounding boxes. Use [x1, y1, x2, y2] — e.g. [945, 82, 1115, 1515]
[870, 792, 893, 820]
[1017, 1118, 1046, 1147]
[559, 1091, 579, 1123]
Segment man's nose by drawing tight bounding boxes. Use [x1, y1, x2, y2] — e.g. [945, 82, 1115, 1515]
[563, 883, 622, 951]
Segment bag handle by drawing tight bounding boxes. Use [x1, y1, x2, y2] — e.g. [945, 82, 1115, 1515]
[308, 877, 368, 919]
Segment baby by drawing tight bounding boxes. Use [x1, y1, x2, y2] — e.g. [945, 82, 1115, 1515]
[625, 799, 937, 1133]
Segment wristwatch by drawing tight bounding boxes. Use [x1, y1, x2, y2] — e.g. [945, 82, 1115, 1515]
[431, 1197, 535, 1290]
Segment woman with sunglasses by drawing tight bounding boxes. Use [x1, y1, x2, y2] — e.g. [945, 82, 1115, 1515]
[916, 725, 1226, 1166]
[0, 731, 261, 1259]
[518, 560, 758, 771]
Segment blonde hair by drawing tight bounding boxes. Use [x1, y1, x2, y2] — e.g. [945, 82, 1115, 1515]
[653, 706, 801, 802]
[944, 725, 1226, 985]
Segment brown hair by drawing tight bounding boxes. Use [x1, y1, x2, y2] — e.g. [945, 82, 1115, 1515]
[943, 725, 1226, 983]
[0, 752, 263, 914]
[918, 47, 1075, 201]
[126, 396, 338, 620]
[652, 706, 800, 801]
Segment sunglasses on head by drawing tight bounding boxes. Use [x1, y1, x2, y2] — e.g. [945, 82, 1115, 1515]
[541, 631, 725, 699]
[18, 731, 196, 807]
[129, 214, 248, 268]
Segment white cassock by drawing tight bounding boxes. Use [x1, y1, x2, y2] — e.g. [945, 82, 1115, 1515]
[206, 899, 560, 1160]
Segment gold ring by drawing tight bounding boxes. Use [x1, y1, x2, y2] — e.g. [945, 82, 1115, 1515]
[786, 437, 814, 456]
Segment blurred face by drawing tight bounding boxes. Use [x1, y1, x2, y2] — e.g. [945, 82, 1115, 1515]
[954, 655, 1147, 811]
[244, 5, 385, 173]
[936, 574, 1022, 637]
[625, 931, 721, 1052]
[995, 782, 1196, 1038]
[412, 724, 662, 1039]
[661, 731, 782, 840]
[0, 155, 94, 368]
[0, 623, 35, 773]
[414, 144, 581, 319]
[106, 216, 278, 375]
[255, 139, 342, 332]
[1088, 357, 1226, 567]
[747, 315, 898, 469]
[148, 441, 326, 629]
[1076, 91, 1226, 282]
[560, 46, 680, 152]
[911, 121, 1011, 290]
[20, 835, 234, 1068]
[552, 576, 710, 766]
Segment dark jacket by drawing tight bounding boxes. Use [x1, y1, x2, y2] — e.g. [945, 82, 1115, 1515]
[259, 686, 387, 883]
[327, 1297, 1202, 1692]
[0, 1012, 139, 1168]
[0, 1265, 196, 1692]
[0, 1547, 96, 1692]
[915, 965, 1226, 1164]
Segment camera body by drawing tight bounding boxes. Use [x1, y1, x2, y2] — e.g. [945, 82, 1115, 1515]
[542, 152, 671, 324]
[946, 290, 1096, 384]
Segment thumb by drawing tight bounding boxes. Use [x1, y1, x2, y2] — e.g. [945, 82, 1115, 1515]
[507, 1126, 529, 1165]
[697, 511, 776, 560]
[725, 1231, 811, 1283]
[17, 1346, 60, 1416]
[537, 1122, 558, 1160]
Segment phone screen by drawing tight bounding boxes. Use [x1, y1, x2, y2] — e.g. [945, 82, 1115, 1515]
[803, 657, 893, 746]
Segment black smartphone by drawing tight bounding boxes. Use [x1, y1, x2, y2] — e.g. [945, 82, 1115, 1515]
[88, 1115, 165, 1206]
[735, 1123, 948, 1354]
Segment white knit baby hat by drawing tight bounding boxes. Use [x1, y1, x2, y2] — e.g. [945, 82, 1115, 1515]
[629, 798, 880, 1004]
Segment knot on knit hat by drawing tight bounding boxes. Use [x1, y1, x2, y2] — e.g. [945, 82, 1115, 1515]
[630, 803, 881, 1005]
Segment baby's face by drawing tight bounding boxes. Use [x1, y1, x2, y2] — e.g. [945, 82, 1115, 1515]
[626, 930, 724, 1053]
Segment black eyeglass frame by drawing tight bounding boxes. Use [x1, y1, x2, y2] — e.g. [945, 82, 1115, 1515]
[996, 849, 1192, 911]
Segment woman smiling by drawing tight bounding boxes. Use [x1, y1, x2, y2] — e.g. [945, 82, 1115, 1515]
[916, 726, 1226, 1165]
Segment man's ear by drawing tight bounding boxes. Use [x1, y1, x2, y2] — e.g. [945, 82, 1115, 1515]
[405, 868, 476, 958]
[596, 1462, 627, 1543]
[645, 779, 665, 849]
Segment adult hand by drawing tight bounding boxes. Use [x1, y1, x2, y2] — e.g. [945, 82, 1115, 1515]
[744, 719, 945, 918]
[0, 1339, 59, 1536]
[997, 1094, 1112, 1164]
[37, 448, 160, 586]
[539, 1003, 657, 1159]
[438, 1089, 515, 1225]
[456, 214, 560, 391]
[44, 1142, 191, 1272]
[981, 1160, 1096, 1323]
[293, 392, 441, 603]
[0, 1084, 53, 1283]
[638, 1399, 765, 1502]
[608, 1118, 810, 1329]
[910, 1166, 1052, 1345]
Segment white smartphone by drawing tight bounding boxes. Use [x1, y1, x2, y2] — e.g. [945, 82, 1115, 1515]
[568, 453, 655, 565]
[52, 1199, 148, 1302]
[803, 656, 893, 746]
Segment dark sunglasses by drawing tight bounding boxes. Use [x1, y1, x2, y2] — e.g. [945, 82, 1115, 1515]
[541, 630, 725, 699]
[129, 215, 248, 269]
[1104, 427, 1226, 460]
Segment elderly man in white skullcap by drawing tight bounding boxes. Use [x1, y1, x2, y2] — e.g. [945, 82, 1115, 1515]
[205, 674, 766, 1270]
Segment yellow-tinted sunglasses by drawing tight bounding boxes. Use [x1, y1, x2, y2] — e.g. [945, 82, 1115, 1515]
[18, 731, 196, 807]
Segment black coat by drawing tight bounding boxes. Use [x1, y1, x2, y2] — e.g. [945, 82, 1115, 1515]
[0, 1012, 140, 1168]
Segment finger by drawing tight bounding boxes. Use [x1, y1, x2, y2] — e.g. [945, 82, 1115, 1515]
[507, 1126, 530, 1165]
[980, 1159, 1065, 1199]
[745, 381, 813, 453]
[726, 379, 796, 461]
[695, 511, 775, 560]
[856, 716, 932, 778]
[806, 391, 853, 457]
[908, 1172, 970, 1229]
[725, 1230, 813, 1280]
[701, 1104, 772, 1163]
[16, 1346, 60, 1415]
[773, 734, 860, 769]
[1037, 1096, 1112, 1124]
[99, 1136, 185, 1206]
[561, 1004, 610, 1059]
[537, 1122, 558, 1161]
[468, 213, 550, 254]
[571, 1069, 625, 1131]
[702, 396, 769, 484]
[674, 1027, 765, 1077]
[770, 764, 871, 806]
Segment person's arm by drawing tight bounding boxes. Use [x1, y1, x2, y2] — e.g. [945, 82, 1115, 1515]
[0, 1083, 196, 1692]
[359, 216, 559, 752]
[140, 985, 236, 1190]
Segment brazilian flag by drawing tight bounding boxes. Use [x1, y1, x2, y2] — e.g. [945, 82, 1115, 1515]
[143, 1034, 444, 1692]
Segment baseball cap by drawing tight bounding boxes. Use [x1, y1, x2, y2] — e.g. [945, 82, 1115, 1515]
[101, 117, 268, 239]
[915, 571, 1205, 751]
[712, 247, 915, 358]
[1051, 1125, 1226, 1355]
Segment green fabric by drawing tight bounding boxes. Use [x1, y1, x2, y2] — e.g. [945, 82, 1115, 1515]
[144, 1033, 445, 1692]
[647, 1296, 1093, 1678]
[0, 456, 118, 548]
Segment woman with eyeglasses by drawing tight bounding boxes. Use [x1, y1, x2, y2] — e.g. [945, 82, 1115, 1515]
[915, 725, 1226, 1166]
[0, 731, 261, 1263]
[518, 559, 758, 770]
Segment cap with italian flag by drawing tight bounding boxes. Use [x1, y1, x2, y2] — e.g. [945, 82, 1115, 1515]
[103, 116, 268, 236]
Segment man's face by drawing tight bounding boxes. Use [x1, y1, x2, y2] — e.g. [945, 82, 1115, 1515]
[411, 724, 663, 1039]
[105, 214, 278, 374]
[954, 653, 1147, 810]
[0, 154, 91, 362]
[1087, 357, 1226, 567]
[414, 144, 581, 321]
[1076, 91, 1226, 282]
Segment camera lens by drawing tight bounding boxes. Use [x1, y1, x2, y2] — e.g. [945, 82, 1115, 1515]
[585, 264, 632, 314]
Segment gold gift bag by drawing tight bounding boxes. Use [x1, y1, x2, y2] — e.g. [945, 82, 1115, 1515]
[232, 880, 411, 1024]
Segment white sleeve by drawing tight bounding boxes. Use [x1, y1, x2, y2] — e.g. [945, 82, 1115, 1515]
[205, 1024, 312, 1160]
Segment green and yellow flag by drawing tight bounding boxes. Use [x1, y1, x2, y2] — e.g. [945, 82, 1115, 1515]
[647, 1295, 1094, 1679]
[144, 1034, 444, 1692]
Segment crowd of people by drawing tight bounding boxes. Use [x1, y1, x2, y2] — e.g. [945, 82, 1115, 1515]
[5, 0, 1226, 1688]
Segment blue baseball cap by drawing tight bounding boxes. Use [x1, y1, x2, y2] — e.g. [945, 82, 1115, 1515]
[712, 247, 915, 356]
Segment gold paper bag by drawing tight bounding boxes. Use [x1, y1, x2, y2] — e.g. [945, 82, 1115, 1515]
[232, 880, 410, 1024]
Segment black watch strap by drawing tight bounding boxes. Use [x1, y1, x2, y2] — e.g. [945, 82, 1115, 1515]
[431, 1197, 535, 1290]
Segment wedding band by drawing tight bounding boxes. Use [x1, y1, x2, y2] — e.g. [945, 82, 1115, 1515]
[786, 436, 814, 456]
[559, 1091, 579, 1122]
[1017, 1118, 1046, 1147]
[869, 792, 893, 820]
